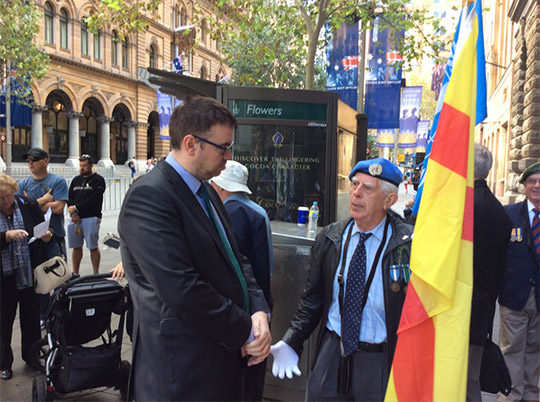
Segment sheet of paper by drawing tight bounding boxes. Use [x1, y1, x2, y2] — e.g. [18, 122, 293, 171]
[28, 208, 52, 244]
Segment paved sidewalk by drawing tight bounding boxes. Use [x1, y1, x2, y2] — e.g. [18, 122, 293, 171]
[1, 210, 129, 401]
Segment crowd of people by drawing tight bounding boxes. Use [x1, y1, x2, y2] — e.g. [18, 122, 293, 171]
[0, 95, 538, 402]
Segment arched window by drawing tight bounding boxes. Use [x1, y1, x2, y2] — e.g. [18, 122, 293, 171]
[181, 7, 188, 27]
[81, 17, 89, 56]
[149, 45, 156, 68]
[44, 2, 54, 44]
[59, 8, 68, 48]
[122, 38, 128, 69]
[201, 19, 207, 45]
[200, 65, 206, 80]
[111, 30, 119, 65]
[93, 29, 101, 60]
[173, 5, 179, 28]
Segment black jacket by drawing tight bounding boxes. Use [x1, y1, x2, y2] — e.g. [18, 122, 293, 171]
[1, 195, 48, 269]
[470, 180, 512, 345]
[282, 213, 413, 369]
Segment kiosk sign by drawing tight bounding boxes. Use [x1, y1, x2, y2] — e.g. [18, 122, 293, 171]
[230, 100, 327, 121]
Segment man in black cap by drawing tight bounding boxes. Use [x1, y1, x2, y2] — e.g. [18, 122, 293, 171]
[498, 162, 540, 402]
[270, 157, 413, 401]
[17, 148, 68, 323]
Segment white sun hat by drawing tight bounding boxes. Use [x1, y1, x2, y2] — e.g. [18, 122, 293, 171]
[211, 160, 252, 194]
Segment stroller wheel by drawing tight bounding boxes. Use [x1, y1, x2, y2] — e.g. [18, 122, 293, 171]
[117, 360, 131, 401]
[32, 375, 53, 401]
[29, 338, 49, 373]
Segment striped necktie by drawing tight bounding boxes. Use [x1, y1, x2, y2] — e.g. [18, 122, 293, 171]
[342, 232, 372, 356]
[532, 208, 540, 256]
[199, 184, 250, 312]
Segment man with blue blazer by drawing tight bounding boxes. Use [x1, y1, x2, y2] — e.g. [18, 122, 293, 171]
[118, 96, 271, 401]
[499, 162, 540, 402]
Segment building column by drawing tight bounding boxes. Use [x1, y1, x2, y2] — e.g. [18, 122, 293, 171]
[65, 110, 83, 167]
[97, 115, 114, 170]
[31, 105, 47, 149]
[126, 120, 137, 161]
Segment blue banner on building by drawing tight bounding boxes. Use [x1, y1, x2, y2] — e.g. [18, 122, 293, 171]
[398, 86, 422, 148]
[326, 20, 359, 110]
[0, 77, 32, 127]
[416, 120, 430, 153]
[365, 16, 403, 129]
[156, 91, 172, 140]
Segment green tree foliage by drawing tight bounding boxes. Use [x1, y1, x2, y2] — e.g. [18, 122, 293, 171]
[85, 0, 161, 40]
[200, 0, 443, 90]
[0, 0, 50, 104]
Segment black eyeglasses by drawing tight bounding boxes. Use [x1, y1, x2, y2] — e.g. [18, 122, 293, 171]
[193, 135, 234, 155]
[26, 158, 43, 163]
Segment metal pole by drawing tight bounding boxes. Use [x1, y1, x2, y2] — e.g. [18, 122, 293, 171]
[357, 25, 367, 114]
[6, 61, 12, 175]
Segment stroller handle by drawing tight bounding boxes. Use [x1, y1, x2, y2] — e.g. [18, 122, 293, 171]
[59, 273, 113, 291]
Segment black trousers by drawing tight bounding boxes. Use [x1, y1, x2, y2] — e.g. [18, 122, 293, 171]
[306, 330, 388, 402]
[0, 274, 41, 370]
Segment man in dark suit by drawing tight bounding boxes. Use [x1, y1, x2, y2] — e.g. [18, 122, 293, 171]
[118, 96, 271, 401]
[498, 162, 540, 402]
[211, 160, 274, 401]
[467, 144, 512, 401]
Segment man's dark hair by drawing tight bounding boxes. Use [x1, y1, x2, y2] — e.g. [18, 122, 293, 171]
[169, 95, 237, 149]
[79, 154, 94, 164]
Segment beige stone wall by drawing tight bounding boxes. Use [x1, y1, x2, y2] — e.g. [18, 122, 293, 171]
[507, 1, 540, 202]
[28, 0, 230, 163]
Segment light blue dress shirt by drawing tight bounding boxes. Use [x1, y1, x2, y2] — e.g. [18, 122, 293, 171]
[326, 217, 392, 344]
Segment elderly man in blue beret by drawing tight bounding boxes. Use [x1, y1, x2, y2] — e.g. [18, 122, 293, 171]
[270, 157, 413, 401]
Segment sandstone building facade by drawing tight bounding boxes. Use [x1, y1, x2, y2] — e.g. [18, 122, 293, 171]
[2, 0, 229, 169]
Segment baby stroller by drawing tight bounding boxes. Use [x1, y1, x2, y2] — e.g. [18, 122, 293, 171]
[30, 273, 131, 401]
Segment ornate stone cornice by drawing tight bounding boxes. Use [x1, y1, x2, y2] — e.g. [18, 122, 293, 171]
[49, 54, 139, 85]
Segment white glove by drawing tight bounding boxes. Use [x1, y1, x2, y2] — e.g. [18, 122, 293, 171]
[270, 340, 301, 379]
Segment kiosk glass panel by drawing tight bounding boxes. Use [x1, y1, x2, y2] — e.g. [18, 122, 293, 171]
[233, 124, 326, 225]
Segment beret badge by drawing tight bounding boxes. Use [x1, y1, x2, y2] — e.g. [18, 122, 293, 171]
[369, 163, 383, 177]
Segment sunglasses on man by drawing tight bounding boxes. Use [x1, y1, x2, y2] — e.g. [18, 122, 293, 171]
[26, 157, 44, 163]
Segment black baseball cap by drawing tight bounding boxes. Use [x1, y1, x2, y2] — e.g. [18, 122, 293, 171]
[22, 148, 49, 160]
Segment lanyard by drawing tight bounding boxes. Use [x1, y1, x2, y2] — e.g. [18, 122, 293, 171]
[337, 218, 390, 320]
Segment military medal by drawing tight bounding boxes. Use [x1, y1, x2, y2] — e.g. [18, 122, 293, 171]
[402, 264, 411, 284]
[510, 228, 516, 242]
[389, 265, 401, 292]
[516, 228, 523, 242]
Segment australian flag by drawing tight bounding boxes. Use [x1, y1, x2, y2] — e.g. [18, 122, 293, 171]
[172, 54, 183, 74]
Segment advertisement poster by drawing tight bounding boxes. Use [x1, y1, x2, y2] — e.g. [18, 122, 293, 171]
[416, 120, 430, 153]
[398, 86, 422, 148]
[156, 91, 172, 140]
[376, 129, 395, 148]
[364, 15, 403, 129]
[326, 20, 359, 110]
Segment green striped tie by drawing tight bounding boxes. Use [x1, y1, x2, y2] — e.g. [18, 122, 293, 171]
[199, 184, 250, 313]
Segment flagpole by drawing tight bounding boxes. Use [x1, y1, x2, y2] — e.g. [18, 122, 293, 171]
[6, 61, 12, 175]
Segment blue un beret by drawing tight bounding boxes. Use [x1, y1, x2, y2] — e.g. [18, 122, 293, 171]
[349, 157, 402, 187]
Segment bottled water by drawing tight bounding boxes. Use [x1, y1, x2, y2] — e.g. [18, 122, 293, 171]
[308, 202, 319, 233]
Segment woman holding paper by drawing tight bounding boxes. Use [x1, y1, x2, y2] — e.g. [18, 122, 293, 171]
[0, 174, 51, 380]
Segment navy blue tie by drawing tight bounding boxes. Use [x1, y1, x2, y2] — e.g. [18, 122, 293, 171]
[342, 232, 372, 356]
